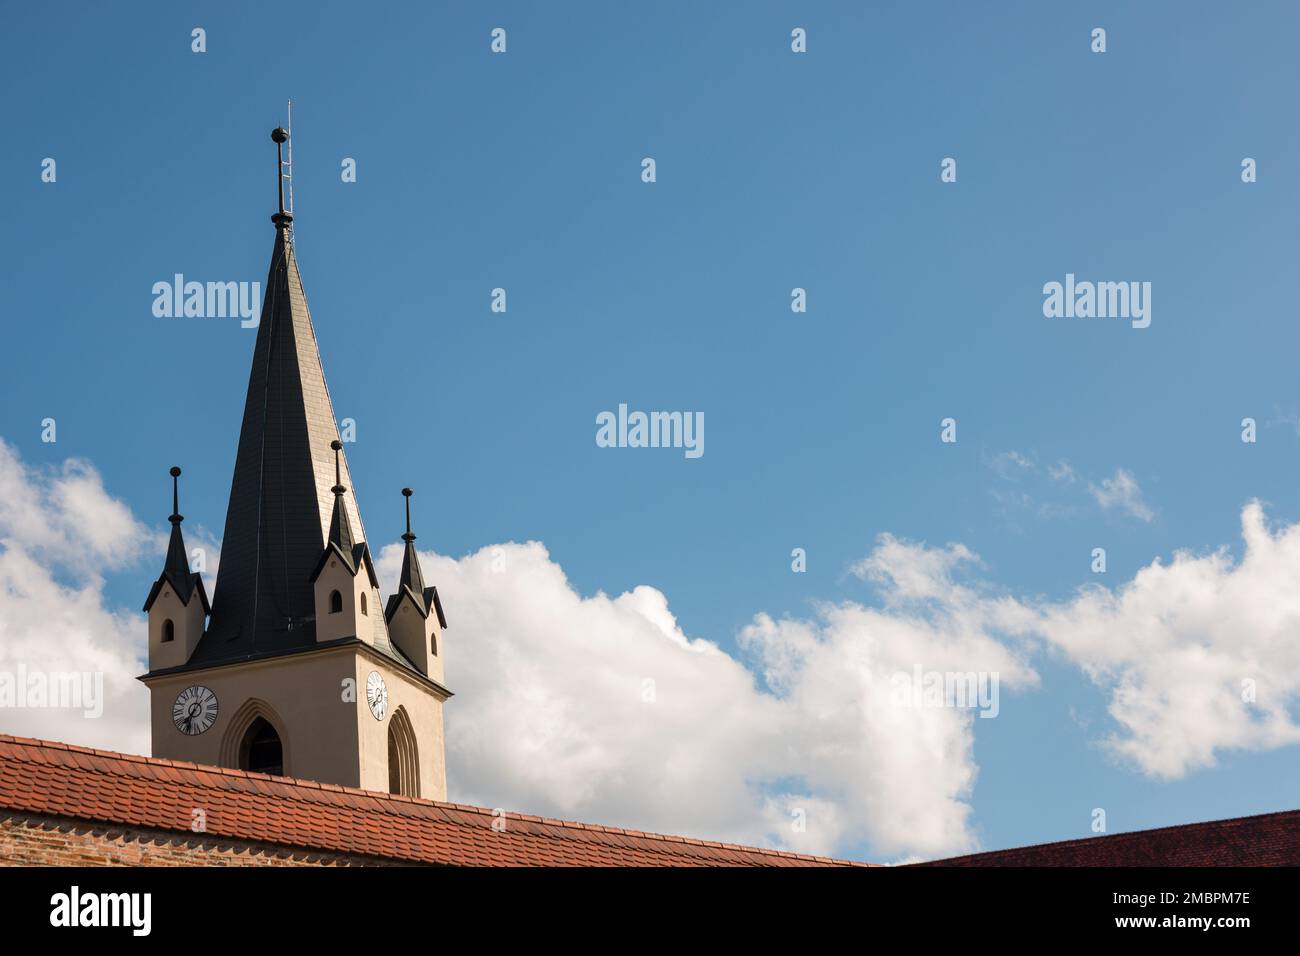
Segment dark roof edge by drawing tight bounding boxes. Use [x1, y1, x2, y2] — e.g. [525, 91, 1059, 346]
[137, 637, 452, 699]
[384, 584, 428, 623]
[911, 807, 1300, 865]
[142, 572, 210, 616]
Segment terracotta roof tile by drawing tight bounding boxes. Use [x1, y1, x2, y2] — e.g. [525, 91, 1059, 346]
[0, 735, 863, 867]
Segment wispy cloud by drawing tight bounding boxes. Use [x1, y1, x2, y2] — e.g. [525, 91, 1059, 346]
[987, 450, 1034, 480]
[1088, 468, 1155, 523]
[986, 452, 1153, 524]
[1047, 460, 1078, 484]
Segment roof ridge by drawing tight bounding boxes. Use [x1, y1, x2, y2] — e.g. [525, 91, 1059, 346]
[920, 807, 1300, 864]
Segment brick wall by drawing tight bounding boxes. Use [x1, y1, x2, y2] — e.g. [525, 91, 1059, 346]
[0, 813, 404, 867]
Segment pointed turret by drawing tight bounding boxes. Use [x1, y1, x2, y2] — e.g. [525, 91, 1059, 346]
[398, 488, 425, 597]
[144, 467, 210, 670]
[311, 440, 381, 643]
[161, 466, 195, 605]
[385, 489, 447, 680]
[327, 439, 358, 561]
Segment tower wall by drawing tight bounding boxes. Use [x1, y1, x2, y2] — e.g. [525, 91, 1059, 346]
[147, 586, 205, 672]
[146, 648, 364, 787]
[353, 655, 447, 801]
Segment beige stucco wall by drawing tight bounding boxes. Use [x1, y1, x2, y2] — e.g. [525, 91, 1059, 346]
[147, 586, 205, 672]
[313, 555, 373, 645]
[145, 644, 446, 800]
[147, 648, 362, 787]
[353, 653, 447, 801]
[387, 592, 443, 682]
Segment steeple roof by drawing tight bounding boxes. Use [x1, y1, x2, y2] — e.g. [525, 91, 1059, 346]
[326, 440, 358, 561]
[308, 439, 378, 587]
[384, 489, 448, 630]
[191, 130, 378, 667]
[398, 488, 425, 597]
[196, 218, 364, 666]
[143, 467, 209, 615]
[162, 516, 194, 607]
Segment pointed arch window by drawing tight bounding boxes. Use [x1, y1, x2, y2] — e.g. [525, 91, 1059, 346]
[387, 707, 420, 797]
[329, 590, 343, 614]
[219, 701, 290, 777]
[240, 717, 283, 776]
[161, 619, 175, 643]
[360, 592, 368, 616]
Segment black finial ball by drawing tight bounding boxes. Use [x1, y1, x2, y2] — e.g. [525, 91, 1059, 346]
[402, 487, 413, 498]
[272, 127, 289, 144]
[330, 439, 343, 451]
[169, 466, 182, 478]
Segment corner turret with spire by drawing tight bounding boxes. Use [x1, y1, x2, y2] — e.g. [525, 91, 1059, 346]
[385, 489, 448, 682]
[143, 467, 210, 671]
[310, 440, 383, 644]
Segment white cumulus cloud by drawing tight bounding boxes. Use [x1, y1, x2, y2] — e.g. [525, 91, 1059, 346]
[1035, 500, 1300, 777]
[0, 439, 151, 754]
[376, 536, 1039, 860]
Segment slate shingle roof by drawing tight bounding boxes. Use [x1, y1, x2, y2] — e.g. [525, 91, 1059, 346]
[199, 225, 375, 666]
[0, 736, 861, 867]
[164, 221, 424, 680]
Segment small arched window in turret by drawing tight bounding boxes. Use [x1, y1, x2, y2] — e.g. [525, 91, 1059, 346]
[162, 619, 175, 643]
[360, 592, 368, 615]
[329, 590, 343, 614]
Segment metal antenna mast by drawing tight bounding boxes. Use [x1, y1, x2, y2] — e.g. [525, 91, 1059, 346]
[282, 100, 295, 241]
[284, 102, 295, 218]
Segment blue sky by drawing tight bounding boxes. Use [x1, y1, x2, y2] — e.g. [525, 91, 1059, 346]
[3, 1, 1300, 862]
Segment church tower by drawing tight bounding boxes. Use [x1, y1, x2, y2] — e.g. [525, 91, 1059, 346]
[139, 127, 451, 799]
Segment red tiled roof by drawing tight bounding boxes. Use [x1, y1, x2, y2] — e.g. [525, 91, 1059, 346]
[0, 735, 862, 867]
[917, 810, 1300, 866]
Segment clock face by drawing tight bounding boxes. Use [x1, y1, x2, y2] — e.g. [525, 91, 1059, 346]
[173, 685, 218, 736]
[366, 671, 388, 721]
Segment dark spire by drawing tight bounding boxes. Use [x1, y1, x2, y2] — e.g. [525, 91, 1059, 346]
[199, 127, 369, 662]
[398, 488, 426, 597]
[163, 466, 194, 605]
[327, 440, 357, 558]
[271, 127, 293, 230]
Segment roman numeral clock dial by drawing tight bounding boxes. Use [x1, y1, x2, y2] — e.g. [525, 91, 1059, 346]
[172, 686, 218, 736]
[366, 671, 388, 721]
